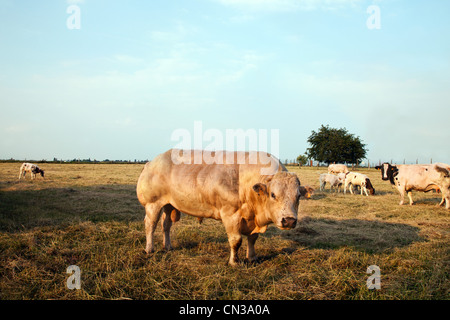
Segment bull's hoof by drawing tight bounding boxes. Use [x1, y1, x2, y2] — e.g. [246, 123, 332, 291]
[227, 259, 240, 267]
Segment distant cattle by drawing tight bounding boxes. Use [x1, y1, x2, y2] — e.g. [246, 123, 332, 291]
[377, 163, 450, 208]
[344, 172, 375, 196]
[319, 173, 344, 192]
[137, 149, 302, 265]
[19, 163, 45, 180]
[299, 185, 315, 199]
[328, 164, 349, 174]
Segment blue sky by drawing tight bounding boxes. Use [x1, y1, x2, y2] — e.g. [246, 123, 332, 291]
[1, 0, 449, 164]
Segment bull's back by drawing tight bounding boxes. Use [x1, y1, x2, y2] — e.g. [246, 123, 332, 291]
[137, 149, 285, 217]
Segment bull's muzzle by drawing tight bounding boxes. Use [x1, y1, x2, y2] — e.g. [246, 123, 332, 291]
[281, 217, 297, 229]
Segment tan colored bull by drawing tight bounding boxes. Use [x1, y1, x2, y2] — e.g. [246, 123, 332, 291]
[136, 149, 302, 265]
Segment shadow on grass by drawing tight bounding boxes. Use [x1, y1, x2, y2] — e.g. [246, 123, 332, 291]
[280, 216, 425, 254]
[0, 184, 142, 232]
[0, 184, 426, 262]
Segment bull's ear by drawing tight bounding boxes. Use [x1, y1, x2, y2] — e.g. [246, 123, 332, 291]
[252, 183, 268, 196]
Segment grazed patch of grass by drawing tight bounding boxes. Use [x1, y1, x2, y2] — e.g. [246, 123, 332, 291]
[0, 163, 448, 300]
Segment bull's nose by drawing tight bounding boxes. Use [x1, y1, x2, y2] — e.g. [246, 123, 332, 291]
[281, 217, 297, 229]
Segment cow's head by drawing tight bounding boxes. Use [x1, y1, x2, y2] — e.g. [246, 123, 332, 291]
[252, 172, 300, 230]
[299, 185, 315, 199]
[380, 163, 398, 185]
[39, 169, 45, 178]
[365, 178, 376, 195]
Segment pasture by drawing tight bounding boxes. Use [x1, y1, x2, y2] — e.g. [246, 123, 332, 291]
[0, 162, 448, 300]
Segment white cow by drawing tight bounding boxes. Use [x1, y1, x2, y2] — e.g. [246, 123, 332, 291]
[319, 173, 345, 192]
[344, 172, 375, 196]
[328, 164, 349, 174]
[19, 163, 45, 180]
[377, 162, 450, 208]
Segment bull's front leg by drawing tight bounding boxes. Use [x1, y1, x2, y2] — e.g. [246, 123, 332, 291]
[227, 233, 242, 266]
[246, 233, 259, 263]
[222, 212, 243, 266]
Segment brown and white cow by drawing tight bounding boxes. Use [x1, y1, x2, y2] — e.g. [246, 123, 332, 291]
[377, 162, 450, 208]
[299, 185, 315, 199]
[136, 149, 302, 265]
[19, 163, 45, 180]
[328, 164, 349, 174]
[344, 172, 375, 196]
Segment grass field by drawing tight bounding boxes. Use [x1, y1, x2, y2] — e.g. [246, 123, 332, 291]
[0, 162, 448, 300]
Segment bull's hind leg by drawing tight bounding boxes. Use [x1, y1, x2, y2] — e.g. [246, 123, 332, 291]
[144, 203, 163, 253]
[161, 204, 179, 251]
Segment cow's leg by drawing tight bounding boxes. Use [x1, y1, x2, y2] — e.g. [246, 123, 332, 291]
[407, 191, 414, 205]
[144, 202, 163, 253]
[246, 233, 259, 263]
[228, 233, 242, 266]
[442, 192, 450, 209]
[161, 205, 175, 251]
[398, 188, 406, 205]
[222, 212, 243, 266]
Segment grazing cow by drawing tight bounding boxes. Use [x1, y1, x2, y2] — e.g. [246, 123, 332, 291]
[319, 173, 344, 192]
[19, 163, 45, 180]
[344, 172, 375, 196]
[328, 164, 349, 174]
[299, 185, 315, 199]
[136, 149, 302, 265]
[377, 162, 450, 208]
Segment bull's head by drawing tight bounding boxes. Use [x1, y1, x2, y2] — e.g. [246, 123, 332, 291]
[252, 172, 300, 230]
[39, 169, 45, 178]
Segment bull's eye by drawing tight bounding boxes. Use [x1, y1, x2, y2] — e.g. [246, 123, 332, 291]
[271, 192, 276, 199]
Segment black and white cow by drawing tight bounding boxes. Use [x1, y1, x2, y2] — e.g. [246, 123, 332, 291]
[376, 162, 450, 208]
[19, 163, 45, 180]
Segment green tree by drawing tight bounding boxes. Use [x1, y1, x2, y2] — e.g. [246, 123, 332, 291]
[296, 154, 308, 166]
[305, 125, 368, 165]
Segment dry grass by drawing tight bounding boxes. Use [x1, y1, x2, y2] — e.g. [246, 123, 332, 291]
[0, 163, 448, 300]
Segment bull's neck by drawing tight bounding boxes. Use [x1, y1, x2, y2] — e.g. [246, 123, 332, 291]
[255, 213, 271, 227]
